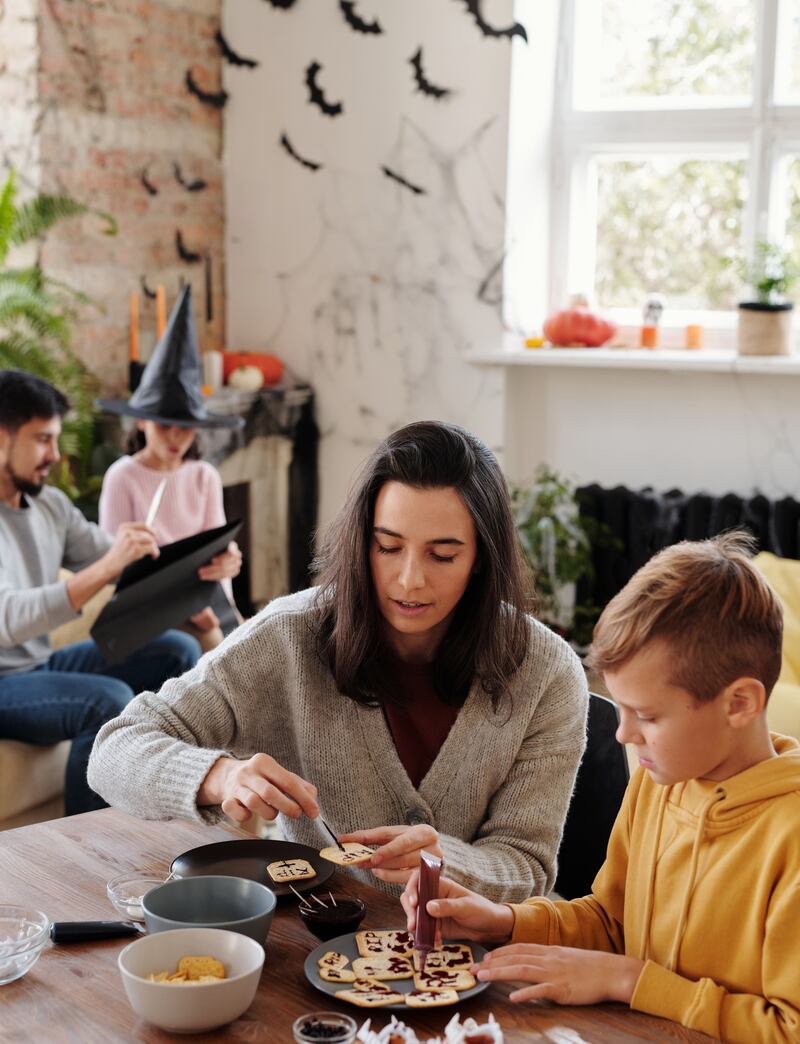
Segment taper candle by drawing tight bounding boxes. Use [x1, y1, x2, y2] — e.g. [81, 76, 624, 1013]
[155, 285, 166, 339]
[205, 253, 213, 323]
[129, 290, 139, 362]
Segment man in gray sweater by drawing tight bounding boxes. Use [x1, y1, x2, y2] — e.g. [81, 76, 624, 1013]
[0, 370, 200, 815]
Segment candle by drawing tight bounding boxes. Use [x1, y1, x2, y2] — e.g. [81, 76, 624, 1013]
[129, 290, 139, 362]
[155, 285, 166, 339]
[685, 324, 704, 350]
[205, 253, 213, 323]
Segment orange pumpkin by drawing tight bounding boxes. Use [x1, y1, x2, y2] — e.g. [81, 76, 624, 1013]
[221, 352, 284, 385]
[543, 308, 617, 348]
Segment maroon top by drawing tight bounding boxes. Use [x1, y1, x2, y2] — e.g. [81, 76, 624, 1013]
[382, 657, 461, 788]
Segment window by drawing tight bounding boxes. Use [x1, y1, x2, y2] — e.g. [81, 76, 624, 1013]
[552, 0, 800, 334]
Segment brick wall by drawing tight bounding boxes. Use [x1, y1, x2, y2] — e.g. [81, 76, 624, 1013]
[1, 0, 224, 393]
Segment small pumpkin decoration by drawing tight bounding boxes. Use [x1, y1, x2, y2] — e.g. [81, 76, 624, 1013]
[543, 299, 617, 348]
[228, 364, 265, 392]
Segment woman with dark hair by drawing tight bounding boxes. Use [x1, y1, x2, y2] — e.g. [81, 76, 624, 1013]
[89, 421, 587, 901]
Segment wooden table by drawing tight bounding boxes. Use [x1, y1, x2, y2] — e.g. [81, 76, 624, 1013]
[0, 811, 713, 1043]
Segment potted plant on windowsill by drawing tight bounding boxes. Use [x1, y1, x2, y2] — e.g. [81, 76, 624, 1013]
[735, 241, 799, 357]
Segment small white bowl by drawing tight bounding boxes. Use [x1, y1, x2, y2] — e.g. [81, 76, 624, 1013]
[118, 927, 264, 1033]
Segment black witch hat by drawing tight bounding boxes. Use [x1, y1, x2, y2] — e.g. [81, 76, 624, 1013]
[97, 285, 244, 430]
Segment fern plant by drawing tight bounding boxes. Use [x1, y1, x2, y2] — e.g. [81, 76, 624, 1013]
[0, 170, 116, 508]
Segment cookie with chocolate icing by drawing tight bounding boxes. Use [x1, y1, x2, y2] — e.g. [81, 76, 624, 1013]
[412, 942, 474, 971]
[266, 858, 316, 882]
[355, 929, 414, 958]
[351, 955, 413, 980]
[413, 968, 476, 992]
[319, 842, 374, 866]
[404, 987, 460, 1007]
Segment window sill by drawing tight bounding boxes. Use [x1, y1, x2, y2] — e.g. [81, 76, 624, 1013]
[469, 337, 800, 375]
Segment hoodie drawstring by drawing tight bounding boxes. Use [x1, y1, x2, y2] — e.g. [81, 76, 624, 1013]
[639, 786, 668, 961]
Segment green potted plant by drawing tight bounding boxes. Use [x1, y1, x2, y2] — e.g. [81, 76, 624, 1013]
[735, 241, 799, 357]
[0, 169, 117, 513]
[511, 467, 608, 647]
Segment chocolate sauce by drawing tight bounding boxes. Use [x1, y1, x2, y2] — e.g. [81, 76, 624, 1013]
[414, 850, 443, 974]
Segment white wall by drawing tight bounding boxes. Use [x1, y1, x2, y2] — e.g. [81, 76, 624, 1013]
[223, 0, 525, 524]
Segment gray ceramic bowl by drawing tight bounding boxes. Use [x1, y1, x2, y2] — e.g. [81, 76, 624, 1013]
[142, 875, 276, 945]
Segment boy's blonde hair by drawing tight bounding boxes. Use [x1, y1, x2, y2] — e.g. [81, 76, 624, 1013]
[586, 531, 783, 702]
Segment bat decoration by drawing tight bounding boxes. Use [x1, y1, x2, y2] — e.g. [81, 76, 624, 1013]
[305, 61, 343, 118]
[140, 276, 157, 300]
[140, 169, 158, 195]
[279, 132, 323, 171]
[173, 162, 207, 192]
[409, 48, 452, 99]
[477, 251, 506, 305]
[458, 0, 528, 43]
[380, 165, 426, 196]
[175, 229, 203, 263]
[339, 1, 382, 34]
[262, 0, 297, 7]
[214, 29, 259, 68]
[185, 69, 229, 108]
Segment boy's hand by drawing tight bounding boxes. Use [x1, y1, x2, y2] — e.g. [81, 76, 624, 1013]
[474, 944, 644, 1005]
[400, 871, 514, 946]
[339, 825, 443, 886]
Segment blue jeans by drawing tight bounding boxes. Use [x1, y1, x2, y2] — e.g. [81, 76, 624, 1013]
[0, 631, 200, 816]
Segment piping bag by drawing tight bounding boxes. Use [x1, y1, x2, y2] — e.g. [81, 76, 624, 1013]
[414, 850, 443, 974]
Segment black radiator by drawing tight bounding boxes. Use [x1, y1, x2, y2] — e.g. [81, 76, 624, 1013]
[577, 484, 800, 611]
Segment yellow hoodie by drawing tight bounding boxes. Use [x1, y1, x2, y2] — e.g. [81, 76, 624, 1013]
[510, 734, 800, 1043]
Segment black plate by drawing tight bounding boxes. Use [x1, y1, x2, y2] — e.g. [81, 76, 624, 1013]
[170, 839, 334, 899]
[304, 932, 489, 1011]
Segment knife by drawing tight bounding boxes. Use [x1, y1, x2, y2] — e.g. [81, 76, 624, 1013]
[144, 478, 167, 528]
[50, 920, 145, 944]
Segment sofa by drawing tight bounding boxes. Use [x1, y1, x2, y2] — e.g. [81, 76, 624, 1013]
[0, 578, 113, 831]
[754, 552, 800, 739]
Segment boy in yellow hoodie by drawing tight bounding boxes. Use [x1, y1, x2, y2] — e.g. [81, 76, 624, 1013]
[401, 532, 800, 1043]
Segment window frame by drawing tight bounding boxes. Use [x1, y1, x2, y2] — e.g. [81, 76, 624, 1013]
[550, 0, 800, 340]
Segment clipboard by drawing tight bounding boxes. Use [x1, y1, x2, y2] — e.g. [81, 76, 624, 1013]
[91, 519, 242, 664]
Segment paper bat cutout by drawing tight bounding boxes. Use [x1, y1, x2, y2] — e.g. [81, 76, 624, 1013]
[380, 165, 426, 196]
[458, 0, 528, 43]
[140, 169, 158, 195]
[214, 29, 259, 68]
[305, 61, 343, 117]
[409, 47, 451, 99]
[173, 162, 207, 192]
[185, 69, 229, 108]
[175, 229, 202, 263]
[279, 132, 323, 171]
[140, 276, 156, 300]
[339, 0, 382, 34]
[262, 0, 297, 7]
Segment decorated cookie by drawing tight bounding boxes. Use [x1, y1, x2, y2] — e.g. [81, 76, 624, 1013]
[351, 955, 413, 980]
[266, 858, 317, 883]
[413, 943, 474, 972]
[350, 977, 398, 994]
[317, 950, 350, 971]
[356, 929, 414, 958]
[336, 982, 406, 1007]
[320, 965, 356, 983]
[413, 968, 476, 992]
[404, 987, 460, 1008]
[319, 842, 374, 866]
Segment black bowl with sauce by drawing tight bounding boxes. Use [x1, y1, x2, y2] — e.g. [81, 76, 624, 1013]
[298, 898, 366, 941]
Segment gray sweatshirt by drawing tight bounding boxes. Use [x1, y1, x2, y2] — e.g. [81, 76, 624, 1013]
[88, 588, 588, 901]
[0, 487, 112, 675]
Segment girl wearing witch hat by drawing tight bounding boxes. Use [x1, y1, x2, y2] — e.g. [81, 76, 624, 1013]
[98, 286, 244, 651]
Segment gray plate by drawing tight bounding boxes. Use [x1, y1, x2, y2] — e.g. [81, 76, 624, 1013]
[304, 932, 489, 1011]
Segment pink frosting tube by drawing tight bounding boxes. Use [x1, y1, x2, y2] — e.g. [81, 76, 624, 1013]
[414, 850, 443, 974]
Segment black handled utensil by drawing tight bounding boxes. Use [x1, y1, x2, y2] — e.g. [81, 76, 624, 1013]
[319, 817, 346, 852]
[50, 920, 144, 944]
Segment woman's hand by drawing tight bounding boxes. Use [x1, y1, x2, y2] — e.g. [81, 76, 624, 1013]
[474, 944, 644, 1006]
[400, 871, 514, 945]
[198, 541, 242, 582]
[338, 825, 443, 886]
[198, 753, 320, 824]
[190, 607, 220, 632]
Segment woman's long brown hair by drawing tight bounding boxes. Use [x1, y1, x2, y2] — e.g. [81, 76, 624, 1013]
[313, 421, 534, 707]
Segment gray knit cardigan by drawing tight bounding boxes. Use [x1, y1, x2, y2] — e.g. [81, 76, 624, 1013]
[88, 588, 588, 902]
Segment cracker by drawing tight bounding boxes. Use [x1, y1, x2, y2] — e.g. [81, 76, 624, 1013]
[404, 988, 460, 1008]
[355, 930, 414, 958]
[413, 968, 475, 992]
[317, 950, 350, 971]
[319, 842, 374, 866]
[335, 986, 405, 1007]
[351, 956, 413, 981]
[266, 857, 317, 882]
[350, 977, 397, 994]
[320, 965, 356, 983]
[177, 955, 225, 981]
[413, 943, 473, 971]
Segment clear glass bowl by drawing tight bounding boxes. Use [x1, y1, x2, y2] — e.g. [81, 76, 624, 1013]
[292, 1012, 358, 1044]
[0, 906, 50, 986]
[106, 872, 167, 922]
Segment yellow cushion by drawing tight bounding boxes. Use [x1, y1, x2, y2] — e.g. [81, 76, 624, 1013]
[768, 681, 800, 742]
[753, 552, 800, 686]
